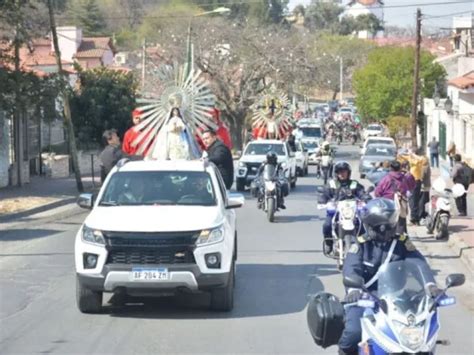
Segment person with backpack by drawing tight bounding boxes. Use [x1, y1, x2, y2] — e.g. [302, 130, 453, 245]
[451, 154, 471, 216]
[374, 160, 411, 233]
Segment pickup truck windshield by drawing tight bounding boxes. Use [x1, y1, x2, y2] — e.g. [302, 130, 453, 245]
[300, 127, 321, 138]
[100, 171, 216, 206]
[245, 143, 285, 156]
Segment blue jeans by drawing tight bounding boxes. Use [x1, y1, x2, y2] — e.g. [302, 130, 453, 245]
[430, 153, 439, 168]
[338, 306, 364, 354]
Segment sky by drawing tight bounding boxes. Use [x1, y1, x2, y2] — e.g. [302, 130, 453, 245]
[287, 0, 474, 28]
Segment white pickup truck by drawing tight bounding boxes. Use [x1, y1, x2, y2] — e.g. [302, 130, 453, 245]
[235, 139, 297, 191]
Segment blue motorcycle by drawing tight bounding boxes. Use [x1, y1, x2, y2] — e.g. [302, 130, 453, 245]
[343, 260, 465, 354]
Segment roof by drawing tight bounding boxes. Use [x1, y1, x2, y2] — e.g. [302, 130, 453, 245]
[348, 0, 384, 6]
[116, 159, 209, 173]
[75, 37, 113, 59]
[448, 71, 474, 90]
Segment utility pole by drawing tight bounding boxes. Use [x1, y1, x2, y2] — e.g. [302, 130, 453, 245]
[339, 57, 343, 103]
[410, 8, 422, 151]
[47, 0, 83, 192]
[141, 38, 146, 92]
[13, 26, 24, 186]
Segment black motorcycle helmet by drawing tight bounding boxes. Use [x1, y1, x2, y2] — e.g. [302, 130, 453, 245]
[333, 161, 351, 180]
[360, 198, 399, 242]
[266, 151, 278, 165]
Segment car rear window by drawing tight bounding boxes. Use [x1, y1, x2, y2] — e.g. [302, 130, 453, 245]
[245, 143, 285, 156]
[367, 139, 394, 146]
[365, 146, 395, 156]
[100, 171, 216, 206]
[367, 125, 382, 130]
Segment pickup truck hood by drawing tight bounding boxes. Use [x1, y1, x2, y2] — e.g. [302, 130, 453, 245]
[84, 205, 223, 232]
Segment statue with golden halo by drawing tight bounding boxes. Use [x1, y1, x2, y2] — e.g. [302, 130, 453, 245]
[251, 88, 292, 140]
[131, 63, 216, 159]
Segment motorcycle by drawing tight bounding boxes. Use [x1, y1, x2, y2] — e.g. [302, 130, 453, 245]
[425, 178, 466, 240]
[336, 131, 343, 145]
[318, 192, 366, 270]
[351, 131, 358, 145]
[253, 164, 286, 223]
[343, 260, 465, 354]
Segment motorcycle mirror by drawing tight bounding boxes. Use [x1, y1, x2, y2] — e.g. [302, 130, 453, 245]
[367, 186, 375, 193]
[315, 185, 325, 194]
[445, 273, 465, 288]
[343, 275, 365, 289]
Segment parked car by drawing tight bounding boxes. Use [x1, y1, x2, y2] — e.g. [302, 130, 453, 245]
[75, 159, 244, 313]
[236, 139, 297, 191]
[295, 140, 309, 176]
[360, 136, 396, 155]
[363, 124, 385, 140]
[359, 144, 397, 178]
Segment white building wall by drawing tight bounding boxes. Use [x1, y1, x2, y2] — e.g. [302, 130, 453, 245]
[55, 26, 82, 62]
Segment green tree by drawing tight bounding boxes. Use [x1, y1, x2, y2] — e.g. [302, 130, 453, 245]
[70, 67, 138, 147]
[304, 1, 343, 32]
[353, 46, 446, 121]
[67, 0, 107, 36]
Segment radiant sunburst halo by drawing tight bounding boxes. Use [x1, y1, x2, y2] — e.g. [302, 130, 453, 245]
[131, 63, 216, 157]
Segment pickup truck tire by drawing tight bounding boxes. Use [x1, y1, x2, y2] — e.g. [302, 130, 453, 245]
[76, 277, 103, 313]
[236, 179, 245, 192]
[210, 261, 235, 312]
[304, 165, 309, 176]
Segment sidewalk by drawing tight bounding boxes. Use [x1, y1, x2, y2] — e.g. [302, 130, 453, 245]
[410, 159, 474, 273]
[0, 175, 97, 224]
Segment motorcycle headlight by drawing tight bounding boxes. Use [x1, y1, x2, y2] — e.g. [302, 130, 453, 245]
[196, 225, 225, 246]
[341, 205, 355, 219]
[238, 161, 246, 168]
[281, 162, 288, 169]
[265, 181, 276, 191]
[82, 226, 105, 245]
[393, 320, 425, 350]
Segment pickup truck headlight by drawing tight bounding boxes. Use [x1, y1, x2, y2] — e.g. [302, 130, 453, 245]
[238, 161, 246, 168]
[196, 225, 224, 246]
[82, 225, 105, 245]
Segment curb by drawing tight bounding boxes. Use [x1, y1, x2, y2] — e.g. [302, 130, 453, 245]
[0, 197, 76, 224]
[447, 236, 474, 274]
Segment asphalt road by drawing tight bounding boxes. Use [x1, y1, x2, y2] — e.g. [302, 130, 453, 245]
[1, 145, 473, 354]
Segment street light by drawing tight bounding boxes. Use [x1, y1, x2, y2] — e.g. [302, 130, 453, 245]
[433, 84, 440, 107]
[444, 96, 453, 113]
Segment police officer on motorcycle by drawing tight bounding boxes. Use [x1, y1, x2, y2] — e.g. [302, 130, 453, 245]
[318, 161, 366, 255]
[338, 198, 442, 355]
[316, 141, 333, 178]
[254, 152, 287, 209]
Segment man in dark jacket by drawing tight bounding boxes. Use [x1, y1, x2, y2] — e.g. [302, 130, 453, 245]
[451, 154, 469, 216]
[202, 129, 234, 189]
[99, 129, 125, 183]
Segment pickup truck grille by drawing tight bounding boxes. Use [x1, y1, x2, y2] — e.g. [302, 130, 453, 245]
[104, 231, 199, 265]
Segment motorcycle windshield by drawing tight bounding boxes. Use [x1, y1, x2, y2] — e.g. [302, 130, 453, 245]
[376, 260, 432, 316]
[263, 165, 277, 180]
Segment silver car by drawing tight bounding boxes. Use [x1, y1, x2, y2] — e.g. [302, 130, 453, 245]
[359, 144, 396, 179]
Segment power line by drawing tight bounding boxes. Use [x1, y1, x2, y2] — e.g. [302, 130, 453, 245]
[423, 10, 474, 19]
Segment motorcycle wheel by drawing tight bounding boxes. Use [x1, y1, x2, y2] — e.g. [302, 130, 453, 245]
[267, 198, 275, 223]
[436, 214, 449, 240]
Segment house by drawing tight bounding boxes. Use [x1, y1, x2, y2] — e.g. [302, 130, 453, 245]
[343, 0, 384, 39]
[452, 13, 473, 56]
[345, 0, 384, 21]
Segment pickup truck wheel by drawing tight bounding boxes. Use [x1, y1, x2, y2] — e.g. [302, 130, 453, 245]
[76, 277, 103, 313]
[236, 180, 245, 192]
[304, 165, 309, 176]
[210, 262, 234, 312]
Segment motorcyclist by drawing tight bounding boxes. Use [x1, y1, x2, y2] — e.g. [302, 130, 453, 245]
[318, 161, 367, 254]
[338, 198, 441, 355]
[255, 151, 287, 209]
[316, 141, 333, 177]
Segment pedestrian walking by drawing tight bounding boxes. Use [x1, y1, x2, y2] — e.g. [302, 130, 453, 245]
[374, 160, 410, 233]
[451, 154, 471, 216]
[428, 137, 440, 168]
[419, 156, 431, 223]
[202, 129, 234, 190]
[447, 141, 456, 168]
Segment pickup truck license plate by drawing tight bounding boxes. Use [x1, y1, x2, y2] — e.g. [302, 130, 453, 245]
[131, 268, 169, 281]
